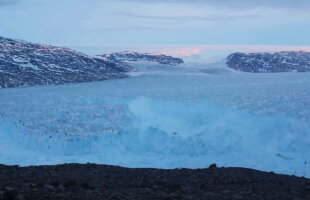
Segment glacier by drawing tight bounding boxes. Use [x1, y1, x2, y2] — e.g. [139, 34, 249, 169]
[0, 61, 310, 177]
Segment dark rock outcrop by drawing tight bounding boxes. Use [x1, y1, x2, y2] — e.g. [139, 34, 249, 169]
[227, 51, 310, 73]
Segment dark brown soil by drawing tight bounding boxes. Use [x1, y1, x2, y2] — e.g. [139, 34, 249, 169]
[0, 163, 309, 200]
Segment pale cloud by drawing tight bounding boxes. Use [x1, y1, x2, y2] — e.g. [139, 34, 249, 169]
[0, 0, 20, 7]
[101, 26, 168, 31]
[117, 12, 260, 22]
[0, 0, 310, 46]
[112, 0, 310, 9]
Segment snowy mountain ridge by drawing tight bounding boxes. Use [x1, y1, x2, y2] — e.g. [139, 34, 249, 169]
[0, 36, 131, 88]
[227, 51, 310, 73]
[99, 51, 184, 66]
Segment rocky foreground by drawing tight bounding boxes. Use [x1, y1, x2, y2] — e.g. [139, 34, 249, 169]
[0, 164, 309, 200]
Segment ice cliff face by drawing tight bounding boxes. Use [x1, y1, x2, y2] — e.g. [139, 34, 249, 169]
[0, 36, 130, 88]
[227, 51, 310, 73]
[99, 51, 184, 66]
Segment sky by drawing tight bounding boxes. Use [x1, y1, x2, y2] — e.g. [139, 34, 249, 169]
[0, 0, 310, 47]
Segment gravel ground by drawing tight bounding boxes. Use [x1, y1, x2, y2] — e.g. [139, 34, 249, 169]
[0, 163, 310, 200]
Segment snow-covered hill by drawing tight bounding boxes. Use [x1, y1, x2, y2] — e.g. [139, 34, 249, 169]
[227, 51, 310, 72]
[0, 36, 131, 88]
[99, 51, 184, 66]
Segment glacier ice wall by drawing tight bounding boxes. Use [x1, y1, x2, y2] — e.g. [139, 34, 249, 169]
[0, 95, 309, 177]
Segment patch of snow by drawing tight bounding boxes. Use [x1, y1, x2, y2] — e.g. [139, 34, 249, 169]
[20, 63, 40, 70]
[12, 56, 29, 63]
[49, 64, 62, 69]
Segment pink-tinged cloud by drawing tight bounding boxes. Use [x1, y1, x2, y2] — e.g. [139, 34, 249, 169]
[140, 45, 310, 57]
[203, 45, 310, 52]
[66, 44, 310, 57]
[155, 48, 202, 56]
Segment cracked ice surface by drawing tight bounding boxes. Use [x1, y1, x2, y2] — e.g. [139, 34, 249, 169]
[0, 66, 310, 177]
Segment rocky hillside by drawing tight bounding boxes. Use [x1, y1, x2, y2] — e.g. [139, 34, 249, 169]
[227, 51, 310, 73]
[99, 51, 184, 66]
[0, 163, 309, 200]
[0, 36, 131, 88]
